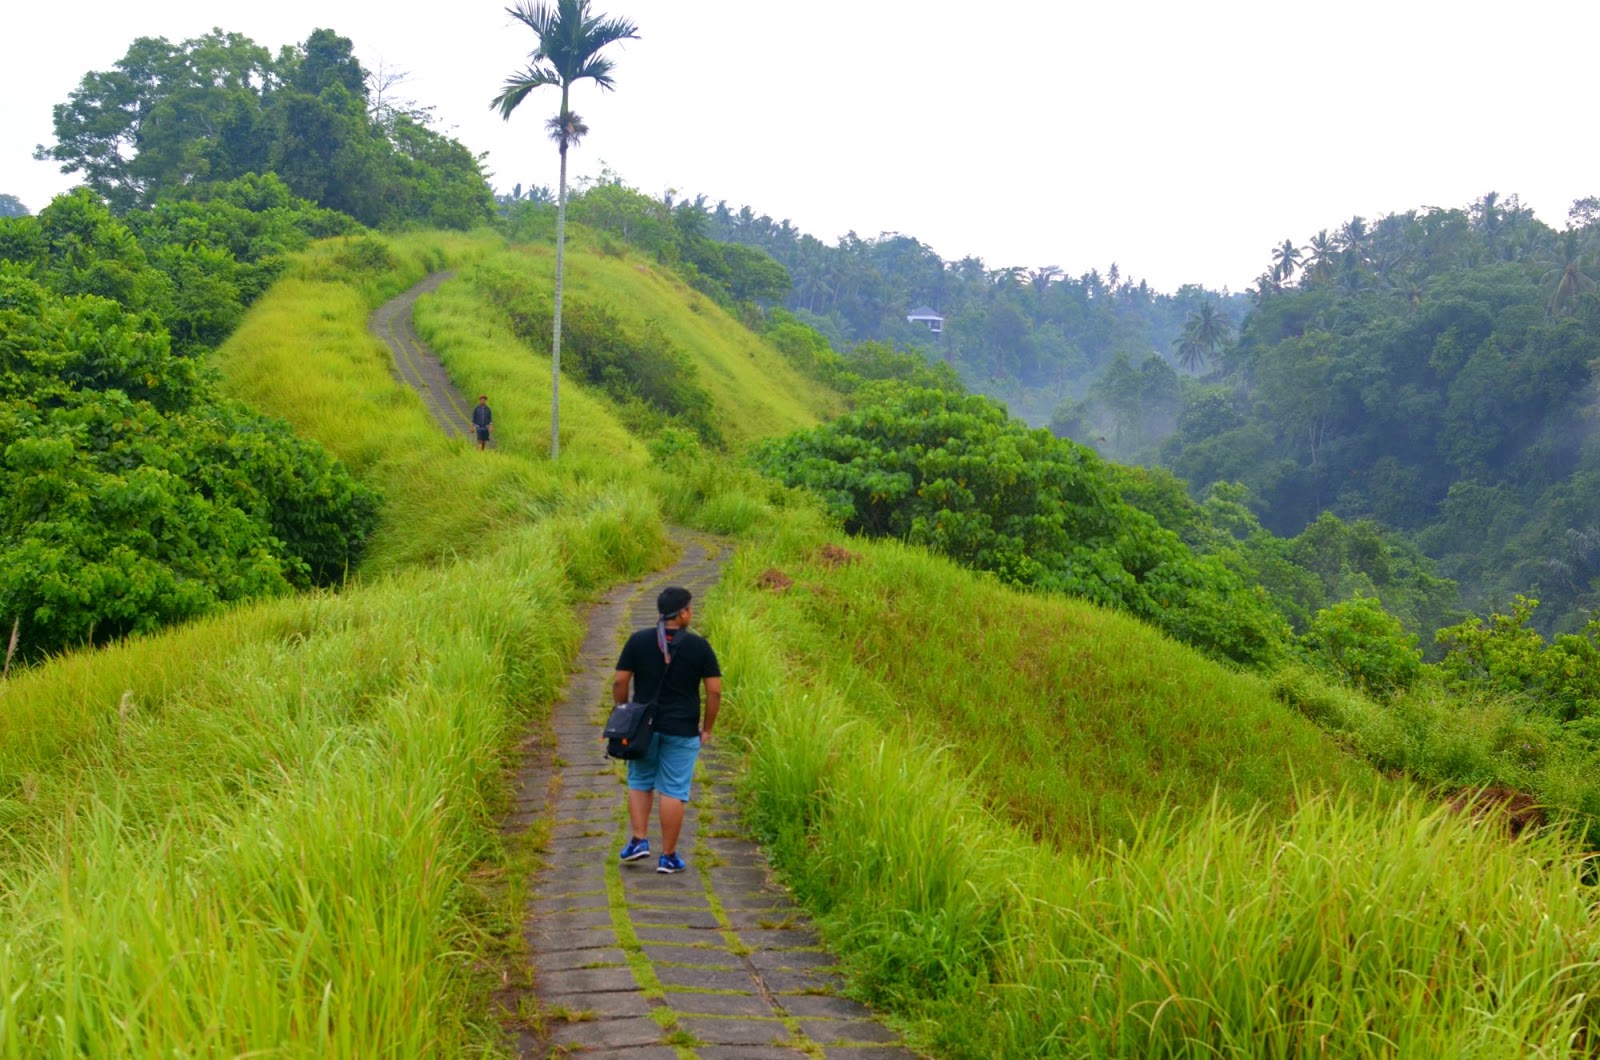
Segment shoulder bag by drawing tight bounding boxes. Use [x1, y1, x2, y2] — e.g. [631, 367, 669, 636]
[603, 632, 679, 760]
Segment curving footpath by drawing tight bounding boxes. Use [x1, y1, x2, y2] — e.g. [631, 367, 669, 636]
[369, 271, 487, 444]
[372, 277, 917, 1059]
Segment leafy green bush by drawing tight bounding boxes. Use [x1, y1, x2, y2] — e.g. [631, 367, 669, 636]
[1437, 595, 1600, 722]
[752, 386, 1288, 666]
[0, 268, 377, 662]
[1302, 595, 1424, 697]
[3, 181, 361, 355]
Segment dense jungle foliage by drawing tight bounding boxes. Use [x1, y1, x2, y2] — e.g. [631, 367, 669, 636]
[0, 180, 378, 663]
[1044, 197, 1600, 639]
[1155, 197, 1600, 641]
[36, 28, 493, 229]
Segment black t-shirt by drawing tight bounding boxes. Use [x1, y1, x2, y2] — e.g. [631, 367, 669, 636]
[471, 404, 492, 427]
[616, 626, 721, 737]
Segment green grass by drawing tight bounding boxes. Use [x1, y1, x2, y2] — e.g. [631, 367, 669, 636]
[1273, 663, 1600, 846]
[714, 524, 1383, 849]
[705, 516, 1600, 1058]
[0, 513, 657, 1055]
[453, 236, 845, 445]
[0, 230, 678, 1055]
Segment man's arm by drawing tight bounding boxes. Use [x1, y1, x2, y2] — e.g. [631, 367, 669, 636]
[700, 676, 721, 741]
[613, 670, 633, 706]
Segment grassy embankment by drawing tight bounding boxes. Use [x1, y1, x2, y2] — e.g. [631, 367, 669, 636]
[708, 522, 1600, 1057]
[1, 224, 1595, 1058]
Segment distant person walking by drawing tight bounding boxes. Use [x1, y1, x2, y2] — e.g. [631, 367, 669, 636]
[614, 586, 722, 874]
[471, 394, 493, 450]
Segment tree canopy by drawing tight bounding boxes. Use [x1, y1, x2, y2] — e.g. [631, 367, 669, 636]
[37, 28, 493, 229]
[752, 386, 1289, 668]
[1150, 196, 1600, 635]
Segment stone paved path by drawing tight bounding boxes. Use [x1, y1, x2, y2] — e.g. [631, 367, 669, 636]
[370, 275, 917, 1059]
[500, 539, 917, 1059]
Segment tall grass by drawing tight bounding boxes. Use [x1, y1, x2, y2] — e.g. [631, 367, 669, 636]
[0, 230, 682, 1054]
[448, 239, 844, 444]
[1274, 664, 1600, 846]
[0, 508, 659, 1055]
[708, 518, 1600, 1057]
[714, 521, 1381, 849]
[12, 221, 1594, 1058]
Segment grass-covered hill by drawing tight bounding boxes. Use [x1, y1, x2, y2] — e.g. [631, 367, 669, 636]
[1, 226, 1596, 1058]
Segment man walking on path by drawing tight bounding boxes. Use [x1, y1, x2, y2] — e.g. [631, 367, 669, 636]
[613, 586, 721, 874]
[471, 394, 493, 450]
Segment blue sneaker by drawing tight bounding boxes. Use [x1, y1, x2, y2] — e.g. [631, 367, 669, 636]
[656, 852, 686, 874]
[619, 837, 650, 862]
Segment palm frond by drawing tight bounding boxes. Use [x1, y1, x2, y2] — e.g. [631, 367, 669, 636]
[506, 1, 557, 37]
[573, 55, 617, 89]
[580, 15, 640, 49]
[491, 66, 560, 119]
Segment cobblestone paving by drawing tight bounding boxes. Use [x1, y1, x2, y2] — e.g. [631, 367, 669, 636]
[370, 275, 916, 1059]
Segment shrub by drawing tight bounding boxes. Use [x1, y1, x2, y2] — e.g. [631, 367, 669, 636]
[1437, 595, 1600, 722]
[751, 387, 1288, 667]
[1303, 595, 1423, 697]
[0, 270, 376, 662]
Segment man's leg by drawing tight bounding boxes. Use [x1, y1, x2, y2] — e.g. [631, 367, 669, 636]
[659, 796, 686, 854]
[628, 788, 653, 839]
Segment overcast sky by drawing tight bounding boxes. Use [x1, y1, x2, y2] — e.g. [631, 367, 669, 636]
[3, 0, 1596, 293]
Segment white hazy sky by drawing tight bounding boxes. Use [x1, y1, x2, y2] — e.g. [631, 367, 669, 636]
[3, 0, 1596, 293]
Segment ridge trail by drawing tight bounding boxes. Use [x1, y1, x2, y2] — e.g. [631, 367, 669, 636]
[371, 276, 917, 1058]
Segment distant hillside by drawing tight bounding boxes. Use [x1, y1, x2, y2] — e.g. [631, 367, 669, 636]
[1138, 196, 1599, 636]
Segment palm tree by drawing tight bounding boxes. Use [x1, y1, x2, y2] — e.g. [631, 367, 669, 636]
[1173, 332, 1206, 374]
[1027, 265, 1061, 290]
[492, 0, 639, 460]
[1271, 239, 1302, 284]
[1387, 267, 1426, 313]
[1189, 301, 1231, 359]
[1544, 230, 1596, 317]
[1304, 230, 1336, 284]
[1337, 216, 1369, 260]
[1175, 301, 1231, 373]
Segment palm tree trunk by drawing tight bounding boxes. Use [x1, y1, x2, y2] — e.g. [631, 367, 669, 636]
[550, 95, 571, 460]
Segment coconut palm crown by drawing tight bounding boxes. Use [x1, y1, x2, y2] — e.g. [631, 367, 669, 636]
[492, 0, 639, 459]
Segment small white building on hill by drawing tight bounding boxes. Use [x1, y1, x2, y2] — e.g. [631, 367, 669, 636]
[906, 306, 945, 334]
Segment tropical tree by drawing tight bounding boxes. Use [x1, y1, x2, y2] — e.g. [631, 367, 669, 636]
[492, 0, 639, 459]
[1186, 300, 1231, 362]
[1173, 302, 1228, 374]
[1304, 229, 1336, 282]
[1543, 229, 1596, 317]
[1271, 238, 1302, 284]
[1173, 331, 1205, 374]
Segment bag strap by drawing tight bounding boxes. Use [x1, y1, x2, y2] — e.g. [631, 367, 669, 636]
[642, 620, 682, 707]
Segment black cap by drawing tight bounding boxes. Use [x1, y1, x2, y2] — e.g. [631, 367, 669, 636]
[657, 586, 692, 617]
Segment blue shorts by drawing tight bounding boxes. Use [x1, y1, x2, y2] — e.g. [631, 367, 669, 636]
[626, 732, 701, 802]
